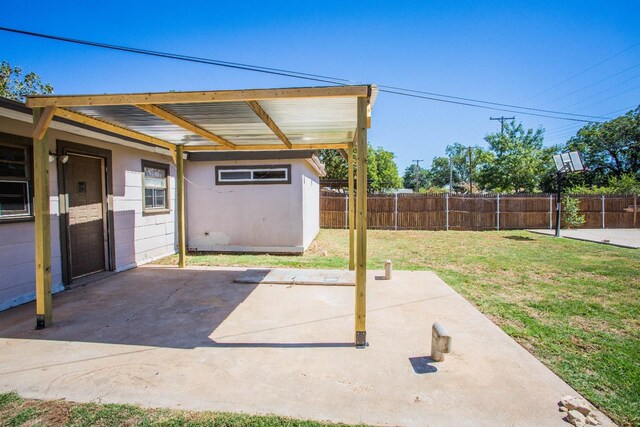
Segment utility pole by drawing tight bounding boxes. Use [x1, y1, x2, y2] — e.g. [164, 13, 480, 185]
[449, 156, 453, 193]
[490, 116, 515, 134]
[468, 147, 473, 194]
[412, 159, 424, 193]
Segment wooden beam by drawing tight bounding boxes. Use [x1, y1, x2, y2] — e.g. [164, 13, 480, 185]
[32, 108, 52, 329]
[135, 104, 236, 149]
[182, 143, 348, 152]
[26, 85, 370, 108]
[338, 148, 348, 161]
[348, 139, 355, 271]
[245, 101, 292, 148]
[176, 145, 186, 269]
[355, 97, 368, 347]
[54, 108, 176, 153]
[32, 106, 56, 140]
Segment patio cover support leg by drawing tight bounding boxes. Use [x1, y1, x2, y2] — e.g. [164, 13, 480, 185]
[348, 140, 355, 271]
[33, 107, 52, 329]
[177, 145, 186, 268]
[355, 97, 368, 347]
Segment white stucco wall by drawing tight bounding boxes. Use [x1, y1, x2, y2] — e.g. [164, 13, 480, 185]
[185, 158, 320, 253]
[301, 163, 321, 249]
[0, 114, 176, 311]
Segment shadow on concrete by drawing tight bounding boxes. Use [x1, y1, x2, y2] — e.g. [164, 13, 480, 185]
[409, 356, 438, 374]
[210, 342, 353, 348]
[0, 266, 351, 350]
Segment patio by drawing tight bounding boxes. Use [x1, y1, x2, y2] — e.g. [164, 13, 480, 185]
[0, 265, 611, 426]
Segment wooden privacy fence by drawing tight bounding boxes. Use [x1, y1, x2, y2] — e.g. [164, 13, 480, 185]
[320, 192, 638, 230]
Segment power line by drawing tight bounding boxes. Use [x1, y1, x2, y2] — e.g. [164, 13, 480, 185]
[545, 62, 640, 105]
[561, 74, 640, 110]
[0, 26, 606, 123]
[524, 40, 640, 102]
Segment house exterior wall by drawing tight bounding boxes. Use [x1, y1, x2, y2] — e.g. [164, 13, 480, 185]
[0, 115, 176, 311]
[301, 161, 321, 249]
[185, 158, 320, 253]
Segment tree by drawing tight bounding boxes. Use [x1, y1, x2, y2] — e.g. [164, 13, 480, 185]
[317, 144, 401, 191]
[430, 143, 493, 192]
[0, 61, 53, 102]
[565, 106, 640, 186]
[317, 149, 347, 180]
[478, 121, 555, 192]
[402, 164, 431, 191]
[370, 146, 401, 191]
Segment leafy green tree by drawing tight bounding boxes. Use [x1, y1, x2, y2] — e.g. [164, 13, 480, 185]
[478, 121, 555, 192]
[370, 146, 401, 191]
[0, 61, 53, 102]
[565, 106, 640, 186]
[402, 164, 431, 191]
[317, 149, 348, 180]
[430, 143, 493, 192]
[318, 144, 401, 191]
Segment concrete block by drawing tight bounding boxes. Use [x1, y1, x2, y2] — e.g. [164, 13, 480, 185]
[384, 260, 393, 280]
[431, 322, 452, 362]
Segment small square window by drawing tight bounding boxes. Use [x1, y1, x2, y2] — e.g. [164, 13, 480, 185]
[0, 181, 30, 217]
[0, 138, 32, 220]
[142, 161, 169, 211]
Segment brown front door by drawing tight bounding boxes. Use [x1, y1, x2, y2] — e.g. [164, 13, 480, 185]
[65, 154, 107, 278]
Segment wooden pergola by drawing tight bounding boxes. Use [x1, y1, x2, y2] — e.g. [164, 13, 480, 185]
[26, 84, 375, 347]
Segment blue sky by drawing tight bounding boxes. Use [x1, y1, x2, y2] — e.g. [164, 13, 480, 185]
[2, 1, 639, 171]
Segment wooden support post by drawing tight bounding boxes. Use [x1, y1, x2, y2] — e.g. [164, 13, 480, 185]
[348, 140, 355, 271]
[33, 108, 52, 329]
[355, 97, 368, 347]
[177, 145, 186, 268]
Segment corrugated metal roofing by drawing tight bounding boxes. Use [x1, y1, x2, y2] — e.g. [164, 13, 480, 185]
[28, 86, 378, 149]
[63, 86, 377, 149]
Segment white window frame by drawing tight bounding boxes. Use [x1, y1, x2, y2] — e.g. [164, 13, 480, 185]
[0, 179, 31, 218]
[216, 165, 291, 185]
[141, 160, 170, 212]
[0, 140, 32, 220]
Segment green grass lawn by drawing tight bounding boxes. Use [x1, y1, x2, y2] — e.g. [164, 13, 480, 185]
[0, 392, 364, 427]
[154, 229, 640, 427]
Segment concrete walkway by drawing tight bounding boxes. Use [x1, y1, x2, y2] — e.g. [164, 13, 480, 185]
[0, 266, 614, 426]
[529, 228, 640, 249]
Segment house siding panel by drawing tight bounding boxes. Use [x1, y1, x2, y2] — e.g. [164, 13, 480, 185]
[0, 114, 176, 311]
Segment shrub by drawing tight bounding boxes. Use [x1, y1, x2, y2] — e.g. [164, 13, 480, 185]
[562, 196, 585, 229]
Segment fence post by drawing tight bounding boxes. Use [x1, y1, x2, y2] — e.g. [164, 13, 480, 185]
[549, 194, 553, 229]
[345, 193, 348, 230]
[394, 191, 398, 231]
[445, 193, 449, 231]
[601, 194, 605, 229]
[634, 193, 637, 228]
[496, 193, 500, 231]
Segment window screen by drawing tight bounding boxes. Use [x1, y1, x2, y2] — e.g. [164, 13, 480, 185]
[142, 163, 169, 210]
[0, 142, 31, 219]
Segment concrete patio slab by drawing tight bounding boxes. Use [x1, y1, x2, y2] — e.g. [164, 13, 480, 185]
[529, 228, 640, 249]
[234, 268, 355, 286]
[0, 266, 614, 426]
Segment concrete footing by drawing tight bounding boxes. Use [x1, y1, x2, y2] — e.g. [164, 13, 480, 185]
[384, 260, 393, 280]
[431, 322, 452, 361]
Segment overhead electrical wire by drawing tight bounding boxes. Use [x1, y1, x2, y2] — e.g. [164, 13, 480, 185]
[545, 62, 640, 105]
[0, 26, 611, 124]
[560, 73, 640, 109]
[523, 40, 640, 102]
